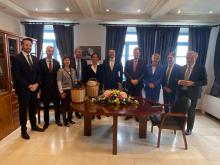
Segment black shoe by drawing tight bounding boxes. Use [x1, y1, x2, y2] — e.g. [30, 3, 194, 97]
[56, 122, 62, 127]
[69, 120, 76, 124]
[21, 132, 30, 140]
[97, 115, 101, 120]
[43, 124, 49, 130]
[31, 126, 44, 132]
[64, 122, 70, 127]
[125, 116, 132, 120]
[135, 117, 139, 122]
[185, 129, 192, 135]
[75, 112, 82, 119]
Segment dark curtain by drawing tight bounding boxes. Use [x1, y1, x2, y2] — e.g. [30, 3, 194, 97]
[189, 27, 211, 65]
[105, 26, 127, 61]
[53, 25, 74, 58]
[211, 27, 220, 97]
[24, 24, 44, 59]
[154, 27, 180, 64]
[136, 26, 157, 64]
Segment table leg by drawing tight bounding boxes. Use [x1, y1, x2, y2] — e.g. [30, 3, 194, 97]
[112, 115, 118, 155]
[139, 116, 147, 138]
[84, 114, 92, 136]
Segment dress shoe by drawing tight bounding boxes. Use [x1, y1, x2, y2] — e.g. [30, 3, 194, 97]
[135, 117, 139, 122]
[185, 129, 192, 135]
[125, 116, 132, 120]
[69, 120, 76, 124]
[75, 112, 82, 119]
[97, 115, 101, 120]
[21, 132, 30, 140]
[43, 124, 49, 130]
[56, 121, 62, 127]
[64, 122, 70, 127]
[31, 126, 44, 132]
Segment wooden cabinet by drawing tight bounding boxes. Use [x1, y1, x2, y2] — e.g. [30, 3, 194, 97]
[0, 29, 37, 140]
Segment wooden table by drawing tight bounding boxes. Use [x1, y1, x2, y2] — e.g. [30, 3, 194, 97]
[72, 97, 162, 155]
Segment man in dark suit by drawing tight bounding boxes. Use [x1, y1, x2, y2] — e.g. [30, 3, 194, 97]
[39, 46, 62, 130]
[124, 47, 145, 96]
[103, 48, 123, 90]
[71, 47, 87, 119]
[162, 52, 180, 112]
[12, 38, 44, 140]
[178, 51, 207, 135]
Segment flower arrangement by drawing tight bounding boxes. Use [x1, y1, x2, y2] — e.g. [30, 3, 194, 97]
[92, 89, 139, 105]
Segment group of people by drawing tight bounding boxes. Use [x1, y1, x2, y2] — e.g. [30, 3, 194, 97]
[12, 37, 207, 140]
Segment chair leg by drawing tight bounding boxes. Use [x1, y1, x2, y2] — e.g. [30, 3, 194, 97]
[37, 108, 41, 124]
[157, 128, 162, 148]
[182, 129, 188, 150]
[151, 124, 153, 133]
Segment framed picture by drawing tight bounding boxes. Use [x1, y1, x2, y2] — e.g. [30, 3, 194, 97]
[80, 46, 101, 60]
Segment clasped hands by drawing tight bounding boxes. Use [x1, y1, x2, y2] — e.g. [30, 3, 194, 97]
[178, 80, 194, 86]
[130, 79, 139, 85]
[28, 83, 39, 92]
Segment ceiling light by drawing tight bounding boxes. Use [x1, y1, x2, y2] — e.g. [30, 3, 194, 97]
[177, 9, 182, 14]
[35, 8, 38, 11]
[106, 8, 110, 12]
[65, 7, 70, 12]
[137, 9, 141, 13]
[209, 10, 213, 14]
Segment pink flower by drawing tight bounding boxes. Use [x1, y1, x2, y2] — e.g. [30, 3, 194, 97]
[119, 92, 127, 99]
[104, 90, 111, 97]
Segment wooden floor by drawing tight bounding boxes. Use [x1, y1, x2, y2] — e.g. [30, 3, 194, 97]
[0, 111, 220, 165]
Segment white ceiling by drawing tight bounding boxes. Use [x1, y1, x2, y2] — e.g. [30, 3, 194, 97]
[0, 0, 220, 24]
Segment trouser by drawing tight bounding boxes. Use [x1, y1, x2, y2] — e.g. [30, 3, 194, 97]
[61, 90, 72, 123]
[163, 90, 176, 113]
[43, 95, 60, 125]
[18, 92, 38, 133]
[178, 90, 198, 131]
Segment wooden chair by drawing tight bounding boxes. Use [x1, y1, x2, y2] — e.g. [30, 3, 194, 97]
[151, 97, 191, 149]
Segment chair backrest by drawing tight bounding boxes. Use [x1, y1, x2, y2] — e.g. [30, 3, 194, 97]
[171, 97, 191, 127]
[172, 97, 191, 114]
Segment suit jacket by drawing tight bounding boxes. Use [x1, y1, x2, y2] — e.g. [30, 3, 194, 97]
[124, 59, 145, 91]
[102, 59, 123, 90]
[162, 64, 180, 92]
[86, 64, 104, 90]
[177, 64, 207, 99]
[12, 52, 41, 95]
[71, 57, 87, 84]
[39, 58, 60, 97]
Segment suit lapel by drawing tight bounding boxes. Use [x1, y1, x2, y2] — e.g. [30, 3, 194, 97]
[20, 53, 32, 71]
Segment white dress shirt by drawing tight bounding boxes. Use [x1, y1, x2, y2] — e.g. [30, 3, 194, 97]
[22, 51, 33, 65]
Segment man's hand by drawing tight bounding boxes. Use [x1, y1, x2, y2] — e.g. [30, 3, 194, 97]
[28, 83, 39, 92]
[60, 92, 66, 99]
[178, 80, 194, 86]
[148, 83, 155, 89]
[163, 87, 172, 93]
[130, 79, 139, 85]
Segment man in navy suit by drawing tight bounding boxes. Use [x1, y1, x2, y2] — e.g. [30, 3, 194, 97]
[12, 38, 44, 140]
[71, 47, 87, 119]
[124, 47, 145, 96]
[39, 46, 62, 130]
[103, 48, 123, 90]
[178, 51, 207, 135]
[162, 52, 180, 112]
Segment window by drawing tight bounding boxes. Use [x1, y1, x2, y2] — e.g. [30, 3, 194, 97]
[121, 27, 138, 67]
[175, 28, 189, 66]
[42, 25, 62, 64]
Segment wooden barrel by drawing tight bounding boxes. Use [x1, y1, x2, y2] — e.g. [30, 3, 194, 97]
[86, 78, 99, 98]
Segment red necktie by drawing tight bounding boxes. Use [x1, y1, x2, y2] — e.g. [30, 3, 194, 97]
[133, 60, 138, 72]
[48, 61, 52, 71]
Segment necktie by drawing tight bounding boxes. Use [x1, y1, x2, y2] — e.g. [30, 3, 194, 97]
[48, 60, 52, 72]
[184, 66, 192, 80]
[166, 65, 172, 85]
[110, 59, 114, 71]
[27, 55, 33, 69]
[133, 60, 138, 72]
[76, 59, 81, 80]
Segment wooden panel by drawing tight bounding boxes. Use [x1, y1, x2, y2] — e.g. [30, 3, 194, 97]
[0, 94, 13, 140]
